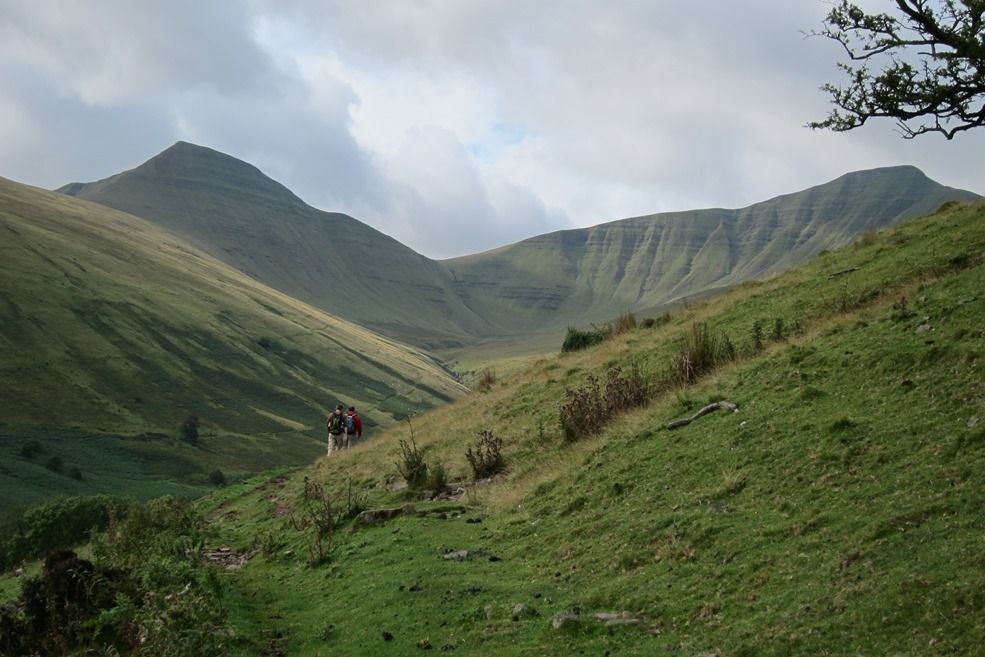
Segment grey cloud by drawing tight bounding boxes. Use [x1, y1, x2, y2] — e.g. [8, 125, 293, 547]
[0, 1, 981, 260]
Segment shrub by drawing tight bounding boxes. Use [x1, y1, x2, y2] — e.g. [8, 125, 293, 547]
[771, 317, 785, 342]
[44, 455, 63, 473]
[560, 374, 606, 442]
[671, 322, 736, 386]
[180, 415, 200, 443]
[292, 477, 340, 565]
[475, 369, 497, 392]
[750, 319, 765, 353]
[428, 461, 450, 492]
[0, 495, 119, 572]
[396, 436, 429, 490]
[207, 469, 226, 486]
[67, 466, 82, 481]
[562, 326, 605, 352]
[641, 313, 671, 330]
[18, 440, 43, 458]
[560, 364, 655, 442]
[465, 430, 505, 479]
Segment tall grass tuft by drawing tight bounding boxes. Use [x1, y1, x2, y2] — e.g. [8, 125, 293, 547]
[671, 322, 736, 386]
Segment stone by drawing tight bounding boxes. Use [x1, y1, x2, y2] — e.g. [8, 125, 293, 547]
[442, 550, 470, 561]
[552, 612, 579, 630]
[512, 603, 537, 619]
[916, 322, 932, 334]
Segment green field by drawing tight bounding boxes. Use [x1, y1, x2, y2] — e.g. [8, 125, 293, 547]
[5, 201, 974, 654]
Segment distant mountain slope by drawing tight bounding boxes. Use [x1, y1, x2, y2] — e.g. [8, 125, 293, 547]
[0, 176, 465, 511]
[443, 166, 981, 333]
[60, 142, 495, 349]
[61, 144, 979, 345]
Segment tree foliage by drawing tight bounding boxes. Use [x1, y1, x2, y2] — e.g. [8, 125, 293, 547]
[809, 0, 985, 138]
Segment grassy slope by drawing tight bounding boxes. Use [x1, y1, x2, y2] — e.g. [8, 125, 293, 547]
[444, 166, 980, 336]
[187, 201, 983, 656]
[0, 177, 465, 517]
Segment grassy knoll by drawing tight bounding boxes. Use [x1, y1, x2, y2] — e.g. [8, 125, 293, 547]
[0, 176, 465, 516]
[157, 201, 985, 655]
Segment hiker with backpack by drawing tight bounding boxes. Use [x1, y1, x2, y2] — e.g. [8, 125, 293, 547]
[344, 406, 363, 448]
[326, 404, 346, 454]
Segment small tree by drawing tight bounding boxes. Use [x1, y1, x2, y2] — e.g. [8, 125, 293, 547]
[809, 1, 985, 138]
[180, 415, 200, 444]
[207, 469, 226, 486]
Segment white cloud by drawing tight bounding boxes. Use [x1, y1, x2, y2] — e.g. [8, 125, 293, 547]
[0, 0, 981, 258]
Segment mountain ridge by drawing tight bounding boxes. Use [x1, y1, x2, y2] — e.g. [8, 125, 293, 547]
[59, 142, 980, 348]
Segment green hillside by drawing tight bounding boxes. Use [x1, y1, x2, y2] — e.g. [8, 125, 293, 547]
[60, 142, 496, 350]
[60, 143, 979, 352]
[0, 177, 465, 517]
[5, 200, 980, 655]
[212, 200, 985, 655]
[444, 166, 981, 335]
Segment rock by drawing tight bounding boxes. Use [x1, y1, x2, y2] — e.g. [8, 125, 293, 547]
[969, 416, 980, 428]
[512, 603, 537, 619]
[13, 568, 23, 578]
[443, 550, 470, 561]
[417, 638, 433, 649]
[552, 611, 579, 630]
[484, 605, 494, 620]
[359, 504, 416, 526]
[916, 322, 932, 334]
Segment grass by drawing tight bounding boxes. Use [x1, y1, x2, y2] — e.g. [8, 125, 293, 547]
[61, 200, 980, 655]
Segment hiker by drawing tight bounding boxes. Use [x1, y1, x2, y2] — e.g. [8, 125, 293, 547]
[326, 404, 345, 454]
[344, 406, 363, 448]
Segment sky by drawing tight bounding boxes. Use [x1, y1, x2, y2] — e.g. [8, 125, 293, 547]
[0, 1, 982, 259]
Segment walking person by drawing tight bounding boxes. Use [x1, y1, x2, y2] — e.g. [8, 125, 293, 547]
[344, 406, 363, 448]
[326, 404, 345, 454]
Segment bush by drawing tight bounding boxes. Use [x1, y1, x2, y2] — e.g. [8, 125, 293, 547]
[0, 495, 119, 572]
[207, 469, 225, 486]
[18, 440, 43, 458]
[671, 322, 736, 386]
[750, 319, 765, 353]
[428, 461, 450, 492]
[641, 313, 672, 330]
[44, 455, 63, 473]
[180, 415, 200, 443]
[292, 477, 340, 565]
[560, 364, 655, 442]
[475, 369, 497, 393]
[68, 466, 82, 481]
[396, 436, 429, 490]
[562, 326, 606, 352]
[465, 430, 505, 480]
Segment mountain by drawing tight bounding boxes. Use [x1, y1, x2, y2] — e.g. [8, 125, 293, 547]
[59, 142, 493, 350]
[0, 176, 465, 515]
[61, 144, 979, 349]
[443, 166, 981, 333]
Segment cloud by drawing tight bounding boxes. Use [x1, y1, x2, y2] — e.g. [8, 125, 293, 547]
[0, 0, 982, 258]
